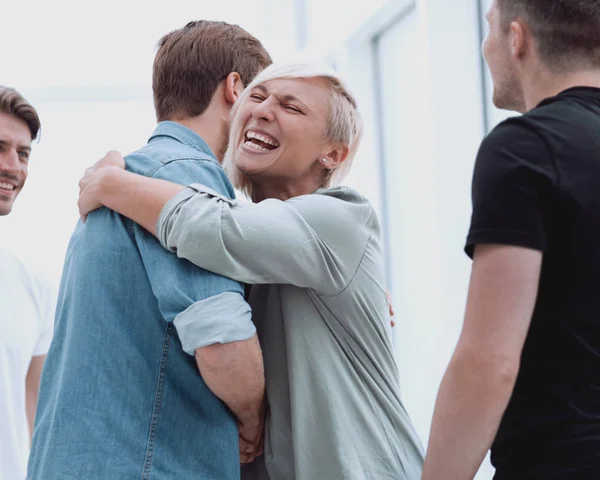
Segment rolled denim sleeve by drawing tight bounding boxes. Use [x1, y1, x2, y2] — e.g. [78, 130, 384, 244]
[174, 292, 255, 355]
[133, 155, 255, 354]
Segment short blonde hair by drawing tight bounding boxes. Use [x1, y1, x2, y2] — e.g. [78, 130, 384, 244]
[223, 61, 363, 198]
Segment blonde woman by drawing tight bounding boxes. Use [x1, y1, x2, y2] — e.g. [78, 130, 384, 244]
[78, 62, 424, 479]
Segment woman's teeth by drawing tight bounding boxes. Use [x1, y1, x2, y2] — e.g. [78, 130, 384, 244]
[244, 141, 271, 152]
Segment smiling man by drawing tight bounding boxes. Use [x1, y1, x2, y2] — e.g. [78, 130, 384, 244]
[0, 90, 33, 214]
[28, 21, 272, 480]
[0, 86, 56, 480]
[423, 1, 600, 479]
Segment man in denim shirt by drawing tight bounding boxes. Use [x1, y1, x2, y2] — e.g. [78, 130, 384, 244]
[28, 22, 272, 479]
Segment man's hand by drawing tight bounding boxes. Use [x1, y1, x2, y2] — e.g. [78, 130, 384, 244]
[239, 405, 266, 464]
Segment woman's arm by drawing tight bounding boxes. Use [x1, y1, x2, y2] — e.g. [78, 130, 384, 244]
[80, 164, 185, 236]
[79, 153, 374, 295]
[156, 185, 374, 295]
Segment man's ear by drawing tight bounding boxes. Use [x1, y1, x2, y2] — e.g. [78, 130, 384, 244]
[509, 19, 528, 61]
[224, 72, 244, 105]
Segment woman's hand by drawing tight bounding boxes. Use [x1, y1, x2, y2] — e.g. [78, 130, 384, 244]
[386, 290, 396, 328]
[78, 150, 126, 222]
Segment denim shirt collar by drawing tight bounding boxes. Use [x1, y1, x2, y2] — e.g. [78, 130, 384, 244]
[149, 121, 217, 162]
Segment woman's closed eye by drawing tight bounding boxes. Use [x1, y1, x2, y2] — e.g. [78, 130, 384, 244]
[283, 104, 303, 114]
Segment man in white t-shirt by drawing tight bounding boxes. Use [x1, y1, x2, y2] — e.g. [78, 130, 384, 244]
[0, 86, 55, 479]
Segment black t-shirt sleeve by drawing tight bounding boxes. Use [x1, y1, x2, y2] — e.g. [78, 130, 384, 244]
[465, 119, 558, 258]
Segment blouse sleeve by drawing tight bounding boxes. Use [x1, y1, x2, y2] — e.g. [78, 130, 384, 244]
[156, 185, 375, 296]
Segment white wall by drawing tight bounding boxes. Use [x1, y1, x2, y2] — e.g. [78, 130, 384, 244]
[304, 0, 390, 50]
[373, 5, 445, 437]
[0, 99, 156, 284]
[417, 2, 494, 476]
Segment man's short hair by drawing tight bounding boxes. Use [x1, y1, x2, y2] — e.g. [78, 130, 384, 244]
[498, 0, 600, 70]
[0, 86, 41, 140]
[153, 20, 272, 122]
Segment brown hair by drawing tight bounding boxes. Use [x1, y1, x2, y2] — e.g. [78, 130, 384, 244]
[0, 86, 41, 140]
[497, 0, 600, 70]
[153, 20, 272, 121]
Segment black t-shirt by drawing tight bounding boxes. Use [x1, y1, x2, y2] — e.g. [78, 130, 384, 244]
[466, 87, 600, 480]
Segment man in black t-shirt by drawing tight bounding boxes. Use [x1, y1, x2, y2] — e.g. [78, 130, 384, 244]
[423, 1, 600, 479]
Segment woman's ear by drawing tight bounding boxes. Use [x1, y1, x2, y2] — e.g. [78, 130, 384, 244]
[322, 145, 349, 169]
[224, 72, 243, 105]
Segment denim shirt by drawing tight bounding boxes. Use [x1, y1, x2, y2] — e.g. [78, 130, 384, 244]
[28, 122, 255, 480]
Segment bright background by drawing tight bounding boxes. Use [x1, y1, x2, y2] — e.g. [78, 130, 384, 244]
[1, 1, 517, 477]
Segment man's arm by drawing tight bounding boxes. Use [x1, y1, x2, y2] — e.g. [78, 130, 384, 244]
[26, 271, 56, 443]
[196, 335, 265, 459]
[26, 355, 46, 442]
[422, 244, 541, 479]
[195, 335, 264, 420]
[121, 156, 265, 432]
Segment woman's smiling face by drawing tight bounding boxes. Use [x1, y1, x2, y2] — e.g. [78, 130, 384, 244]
[233, 77, 335, 186]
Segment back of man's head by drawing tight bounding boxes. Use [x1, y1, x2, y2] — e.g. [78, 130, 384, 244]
[497, 0, 600, 71]
[153, 20, 272, 122]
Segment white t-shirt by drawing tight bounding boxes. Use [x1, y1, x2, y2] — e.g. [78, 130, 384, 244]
[0, 249, 55, 480]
